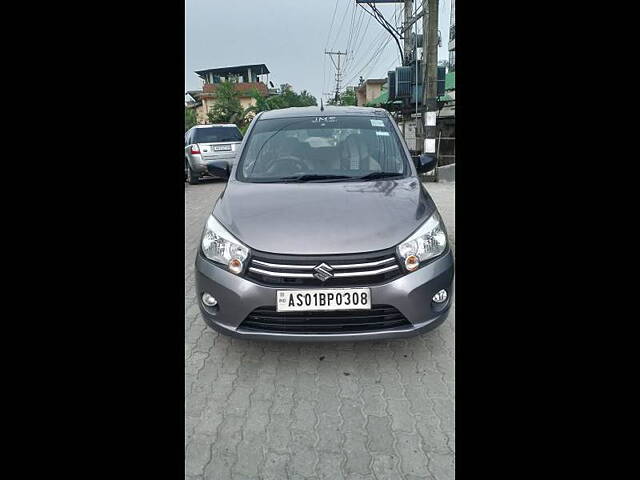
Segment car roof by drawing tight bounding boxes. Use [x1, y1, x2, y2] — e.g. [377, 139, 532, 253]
[258, 106, 388, 120]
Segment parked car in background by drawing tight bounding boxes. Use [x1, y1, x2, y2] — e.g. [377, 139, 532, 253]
[185, 124, 243, 184]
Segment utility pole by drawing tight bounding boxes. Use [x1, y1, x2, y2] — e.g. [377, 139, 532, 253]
[401, 0, 413, 147]
[403, 0, 413, 65]
[324, 50, 347, 104]
[418, 0, 439, 156]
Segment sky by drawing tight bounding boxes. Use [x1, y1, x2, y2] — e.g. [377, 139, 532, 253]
[185, 0, 451, 102]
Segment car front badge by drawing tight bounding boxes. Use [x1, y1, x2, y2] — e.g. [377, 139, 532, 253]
[313, 263, 334, 282]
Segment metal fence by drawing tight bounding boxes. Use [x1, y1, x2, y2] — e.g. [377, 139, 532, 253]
[421, 132, 455, 182]
[437, 133, 455, 167]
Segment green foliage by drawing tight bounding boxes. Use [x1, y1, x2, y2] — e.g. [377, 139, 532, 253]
[278, 86, 317, 108]
[185, 107, 198, 131]
[340, 88, 357, 106]
[207, 82, 245, 125]
[207, 82, 318, 131]
[327, 88, 356, 106]
[246, 86, 318, 116]
[246, 88, 281, 113]
[239, 123, 250, 135]
[297, 90, 318, 107]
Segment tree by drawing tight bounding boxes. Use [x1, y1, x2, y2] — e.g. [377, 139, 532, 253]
[185, 107, 198, 131]
[206, 83, 319, 131]
[297, 90, 318, 107]
[276, 85, 317, 108]
[327, 88, 356, 106]
[246, 86, 318, 116]
[246, 88, 284, 114]
[207, 82, 245, 125]
[340, 87, 357, 106]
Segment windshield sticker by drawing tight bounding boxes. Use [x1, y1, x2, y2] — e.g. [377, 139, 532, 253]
[311, 116, 337, 124]
[370, 119, 385, 127]
[375, 131, 390, 136]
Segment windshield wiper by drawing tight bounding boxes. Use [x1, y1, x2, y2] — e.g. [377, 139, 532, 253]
[253, 172, 403, 183]
[274, 174, 352, 182]
[347, 172, 405, 181]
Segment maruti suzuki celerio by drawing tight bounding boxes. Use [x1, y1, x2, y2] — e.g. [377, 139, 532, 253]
[195, 106, 454, 341]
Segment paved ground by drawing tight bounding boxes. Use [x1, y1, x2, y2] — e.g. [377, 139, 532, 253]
[185, 179, 455, 480]
[435, 165, 455, 183]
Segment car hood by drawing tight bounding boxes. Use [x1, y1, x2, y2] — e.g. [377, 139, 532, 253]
[214, 177, 435, 255]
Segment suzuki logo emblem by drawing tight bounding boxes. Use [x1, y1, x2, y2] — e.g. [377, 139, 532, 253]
[313, 262, 334, 282]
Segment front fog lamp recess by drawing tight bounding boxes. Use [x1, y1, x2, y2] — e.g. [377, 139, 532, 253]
[202, 293, 218, 307]
[432, 289, 448, 304]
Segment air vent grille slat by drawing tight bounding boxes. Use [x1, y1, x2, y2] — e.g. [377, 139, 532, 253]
[245, 248, 403, 287]
[238, 305, 412, 334]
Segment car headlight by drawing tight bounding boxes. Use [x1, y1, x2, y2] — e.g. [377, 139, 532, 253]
[201, 215, 250, 274]
[397, 211, 447, 272]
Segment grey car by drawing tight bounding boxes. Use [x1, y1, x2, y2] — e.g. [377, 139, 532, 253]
[184, 124, 243, 184]
[195, 106, 454, 341]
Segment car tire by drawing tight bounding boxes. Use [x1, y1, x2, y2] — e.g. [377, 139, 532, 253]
[186, 161, 200, 185]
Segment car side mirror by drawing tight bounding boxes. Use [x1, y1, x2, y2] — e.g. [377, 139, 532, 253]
[413, 154, 437, 173]
[207, 160, 230, 180]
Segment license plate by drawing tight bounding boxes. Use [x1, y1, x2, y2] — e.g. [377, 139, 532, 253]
[214, 145, 232, 151]
[277, 288, 371, 312]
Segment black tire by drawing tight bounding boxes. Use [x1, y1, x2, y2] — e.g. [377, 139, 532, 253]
[186, 161, 200, 185]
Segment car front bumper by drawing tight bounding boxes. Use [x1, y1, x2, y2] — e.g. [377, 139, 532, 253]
[194, 250, 454, 342]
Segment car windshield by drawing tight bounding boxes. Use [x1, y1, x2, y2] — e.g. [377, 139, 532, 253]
[237, 115, 408, 182]
[193, 127, 242, 143]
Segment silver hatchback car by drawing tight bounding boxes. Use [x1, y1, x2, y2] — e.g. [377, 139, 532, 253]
[184, 124, 243, 184]
[195, 106, 454, 341]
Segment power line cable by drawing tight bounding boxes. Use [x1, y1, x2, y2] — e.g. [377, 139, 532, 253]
[342, 2, 357, 75]
[342, 27, 387, 81]
[325, 0, 341, 49]
[323, 0, 342, 97]
[344, 3, 362, 71]
[325, 0, 353, 97]
[357, 2, 403, 65]
[346, 13, 372, 77]
[330, 0, 352, 52]
[343, 2, 406, 86]
[361, 39, 393, 81]
[343, 7, 367, 78]
[343, 34, 392, 87]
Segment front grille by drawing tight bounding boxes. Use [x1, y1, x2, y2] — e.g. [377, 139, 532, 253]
[238, 305, 412, 334]
[245, 247, 404, 287]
